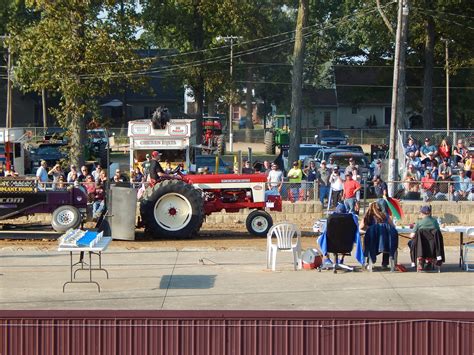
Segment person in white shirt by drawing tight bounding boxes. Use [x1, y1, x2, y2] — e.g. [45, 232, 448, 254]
[329, 166, 344, 207]
[265, 162, 283, 199]
[36, 160, 48, 190]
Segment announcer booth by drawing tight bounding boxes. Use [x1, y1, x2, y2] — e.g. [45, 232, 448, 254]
[128, 119, 197, 171]
[0, 128, 26, 174]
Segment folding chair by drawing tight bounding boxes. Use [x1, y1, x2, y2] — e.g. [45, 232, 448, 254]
[266, 222, 302, 271]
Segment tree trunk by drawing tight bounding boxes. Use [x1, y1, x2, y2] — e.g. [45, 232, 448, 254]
[245, 67, 254, 129]
[288, 0, 308, 166]
[68, 100, 86, 168]
[422, 14, 435, 129]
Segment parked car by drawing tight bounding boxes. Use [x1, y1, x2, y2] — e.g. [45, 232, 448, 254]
[314, 129, 348, 146]
[336, 145, 364, 154]
[299, 144, 325, 164]
[313, 147, 352, 167]
[328, 151, 371, 179]
[192, 155, 231, 174]
[43, 127, 67, 143]
[26, 143, 68, 174]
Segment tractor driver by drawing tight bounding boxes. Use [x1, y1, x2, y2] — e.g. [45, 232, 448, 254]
[149, 150, 166, 185]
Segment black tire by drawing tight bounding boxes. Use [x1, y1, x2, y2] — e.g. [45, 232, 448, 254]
[246, 210, 273, 237]
[264, 131, 276, 154]
[217, 134, 226, 155]
[140, 179, 205, 238]
[51, 205, 81, 232]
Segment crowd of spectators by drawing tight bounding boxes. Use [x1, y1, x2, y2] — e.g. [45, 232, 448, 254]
[402, 137, 473, 201]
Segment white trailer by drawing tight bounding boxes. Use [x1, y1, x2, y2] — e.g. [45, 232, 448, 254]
[128, 119, 197, 171]
[0, 128, 28, 175]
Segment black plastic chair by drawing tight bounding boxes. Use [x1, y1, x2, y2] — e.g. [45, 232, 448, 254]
[324, 213, 358, 273]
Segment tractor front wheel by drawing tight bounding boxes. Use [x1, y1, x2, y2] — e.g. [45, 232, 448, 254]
[246, 210, 273, 237]
[51, 205, 81, 232]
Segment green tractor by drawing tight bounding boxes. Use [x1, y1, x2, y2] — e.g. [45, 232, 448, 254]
[264, 114, 290, 154]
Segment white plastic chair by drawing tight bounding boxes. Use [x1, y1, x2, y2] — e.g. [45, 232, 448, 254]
[463, 228, 474, 271]
[266, 222, 302, 271]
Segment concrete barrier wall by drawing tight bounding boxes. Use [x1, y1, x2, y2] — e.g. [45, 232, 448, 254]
[4, 201, 473, 231]
[203, 201, 474, 229]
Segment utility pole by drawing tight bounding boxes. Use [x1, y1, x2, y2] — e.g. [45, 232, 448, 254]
[42, 88, 47, 128]
[388, 0, 408, 195]
[1, 35, 12, 170]
[216, 35, 242, 153]
[288, 0, 308, 166]
[443, 39, 450, 135]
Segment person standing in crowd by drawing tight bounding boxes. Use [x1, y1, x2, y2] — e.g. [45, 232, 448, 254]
[438, 138, 451, 161]
[342, 172, 361, 214]
[92, 182, 106, 219]
[404, 137, 419, 159]
[403, 163, 421, 193]
[344, 157, 358, 176]
[406, 151, 422, 171]
[78, 165, 89, 183]
[266, 162, 283, 198]
[142, 153, 152, 180]
[132, 166, 143, 184]
[303, 160, 318, 200]
[48, 164, 64, 190]
[453, 139, 468, 166]
[242, 160, 255, 174]
[421, 170, 436, 201]
[373, 175, 388, 199]
[67, 164, 78, 183]
[420, 137, 438, 167]
[317, 160, 330, 207]
[163, 160, 173, 174]
[98, 170, 108, 188]
[326, 157, 336, 170]
[262, 160, 271, 177]
[36, 160, 48, 190]
[287, 161, 303, 202]
[438, 158, 452, 180]
[453, 170, 472, 201]
[373, 159, 383, 177]
[91, 164, 102, 182]
[329, 166, 344, 207]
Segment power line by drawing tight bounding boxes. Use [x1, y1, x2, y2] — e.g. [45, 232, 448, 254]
[78, 4, 390, 80]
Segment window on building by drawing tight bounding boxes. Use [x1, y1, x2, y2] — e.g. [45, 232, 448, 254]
[352, 107, 357, 114]
[323, 112, 331, 126]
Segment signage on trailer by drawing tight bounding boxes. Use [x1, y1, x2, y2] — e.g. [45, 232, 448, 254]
[0, 179, 36, 193]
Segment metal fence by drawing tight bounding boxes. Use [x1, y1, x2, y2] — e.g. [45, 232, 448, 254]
[301, 128, 391, 145]
[389, 179, 473, 202]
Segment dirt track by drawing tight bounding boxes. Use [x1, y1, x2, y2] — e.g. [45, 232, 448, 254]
[0, 223, 461, 251]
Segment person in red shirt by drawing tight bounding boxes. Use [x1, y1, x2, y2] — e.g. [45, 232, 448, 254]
[342, 173, 361, 213]
[421, 170, 436, 201]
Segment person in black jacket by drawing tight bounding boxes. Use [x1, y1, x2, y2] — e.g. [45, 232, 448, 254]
[149, 150, 166, 184]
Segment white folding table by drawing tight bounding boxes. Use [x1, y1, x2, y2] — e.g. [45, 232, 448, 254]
[58, 237, 112, 292]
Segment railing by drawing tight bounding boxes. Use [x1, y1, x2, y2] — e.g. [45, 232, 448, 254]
[388, 179, 473, 202]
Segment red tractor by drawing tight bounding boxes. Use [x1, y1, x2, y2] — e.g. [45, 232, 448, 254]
[139, 171, 281, 238]
[202, 116, 226, 155]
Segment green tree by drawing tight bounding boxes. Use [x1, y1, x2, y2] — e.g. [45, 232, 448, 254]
[8, 0, 146, 166]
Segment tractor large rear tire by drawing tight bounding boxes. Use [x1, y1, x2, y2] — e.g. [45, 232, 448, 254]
[140, 179, 204, 238]
[264, 131, 276, 154]
[217, 134, 226, 155]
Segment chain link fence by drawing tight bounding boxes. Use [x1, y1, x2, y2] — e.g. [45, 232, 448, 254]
[388, 179, 473, 202]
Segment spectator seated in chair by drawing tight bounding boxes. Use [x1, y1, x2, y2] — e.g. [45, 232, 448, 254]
[408, 205, 445, 271]
[360, 202, 399, 271]
[317, 203, 364, 272]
